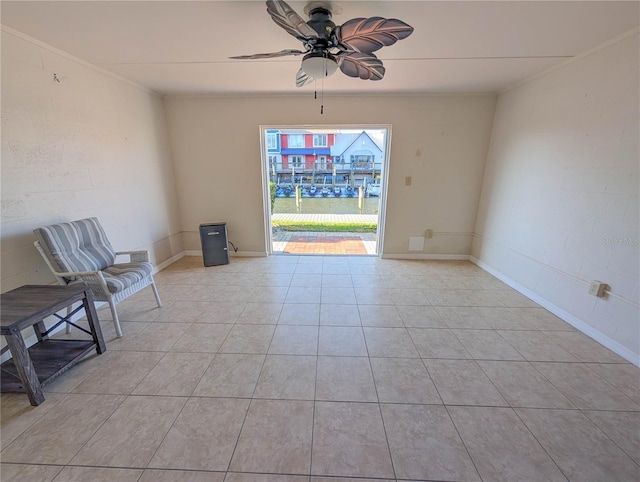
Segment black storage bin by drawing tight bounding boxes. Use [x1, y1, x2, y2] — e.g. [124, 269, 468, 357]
[199, 223, 230, 266]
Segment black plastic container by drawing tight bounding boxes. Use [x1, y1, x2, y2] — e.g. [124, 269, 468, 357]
[199, 223, 230, 266]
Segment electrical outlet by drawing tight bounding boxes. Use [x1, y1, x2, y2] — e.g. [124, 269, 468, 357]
[425, 229, 433, 239]
[405, 176, 412, 186]
[588, 281, 607, 297]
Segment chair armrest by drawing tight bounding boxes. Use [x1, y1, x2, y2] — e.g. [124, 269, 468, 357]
[50, 268, 103, 279]
[49, 268, 111, 298]
[116, 250, 150, 263]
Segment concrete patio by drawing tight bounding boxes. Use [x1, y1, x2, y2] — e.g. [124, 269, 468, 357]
[271, 213, 378, 255]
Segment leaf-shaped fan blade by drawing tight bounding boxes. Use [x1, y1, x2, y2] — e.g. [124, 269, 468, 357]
[337, 52, 385, 81]
[229, 49, 305, 60]
[266, 0, 318, 39]
[336, 17, 414, 53]
[296, 69, 314, 88]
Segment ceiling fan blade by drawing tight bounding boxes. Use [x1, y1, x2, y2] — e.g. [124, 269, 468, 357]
[229, 49, 305, 60]
[296, 69, 314, 87]
[337, 52, 385, 81]
[335, 17, 414, 53]
[266, 0, 318, 40]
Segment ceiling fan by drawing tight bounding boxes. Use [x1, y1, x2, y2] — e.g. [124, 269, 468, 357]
[230, 0, 414, 87]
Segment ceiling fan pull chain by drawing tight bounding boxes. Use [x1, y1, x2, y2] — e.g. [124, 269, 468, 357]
[321, 70, 325, 114]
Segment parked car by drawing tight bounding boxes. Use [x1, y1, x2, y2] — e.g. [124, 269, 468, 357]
[366, 184, 381, 197]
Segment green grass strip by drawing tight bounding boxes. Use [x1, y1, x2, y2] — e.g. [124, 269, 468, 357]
[273, 221, 378, 233]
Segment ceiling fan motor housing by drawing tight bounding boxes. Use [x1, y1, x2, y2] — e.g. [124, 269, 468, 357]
[306, 7, 336, 40]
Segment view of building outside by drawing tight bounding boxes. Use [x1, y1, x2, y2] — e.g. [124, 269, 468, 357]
[267, 128, 386, 202]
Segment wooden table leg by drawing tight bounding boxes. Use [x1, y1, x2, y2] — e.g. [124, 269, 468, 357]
[33, 321, 49, 342]
[82, 290, 106, 354]
[5, 332, 45, 406]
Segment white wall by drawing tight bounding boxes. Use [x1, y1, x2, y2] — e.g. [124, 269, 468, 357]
[472, 33, 639, 362]
[1, 28, 183, 292]
[163, 94, 496, 256]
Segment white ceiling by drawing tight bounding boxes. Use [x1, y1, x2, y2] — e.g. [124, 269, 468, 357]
[2, 1, 638, 96]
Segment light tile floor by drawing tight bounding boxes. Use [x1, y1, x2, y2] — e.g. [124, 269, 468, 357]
[1, 256, 639, 482]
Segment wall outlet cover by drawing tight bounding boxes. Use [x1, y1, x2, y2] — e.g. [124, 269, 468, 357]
[409, 236, 425, 251]
[588, 281, 607, 297]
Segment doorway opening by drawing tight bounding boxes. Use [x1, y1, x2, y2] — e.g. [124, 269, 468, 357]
[260, 125, 391, 256]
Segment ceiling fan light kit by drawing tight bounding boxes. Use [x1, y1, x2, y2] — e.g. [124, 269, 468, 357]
[230, 0, 414, 86]
[301, 51, 338, 78]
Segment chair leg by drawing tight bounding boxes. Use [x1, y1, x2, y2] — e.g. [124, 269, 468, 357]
[65, 305, 73, 334]
[108, 301, 123, 338]
[150, 279, 163, 308]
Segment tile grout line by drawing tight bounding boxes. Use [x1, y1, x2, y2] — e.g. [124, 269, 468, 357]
[221, 268, 282, 476]
[361, 307, 398, 482]
[309, 259, 322, 478]
[510, 406, 572, 481]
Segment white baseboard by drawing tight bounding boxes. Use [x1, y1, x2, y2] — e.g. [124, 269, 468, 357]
[381, 253, 471, 261]
[183, 251, 201, 258]
[187, 251, 467, 261]
[470, 256, 640, 367]
[184, 250, 267, 258]
[154, 252, 185, 273]
[230, 251, 267, 258]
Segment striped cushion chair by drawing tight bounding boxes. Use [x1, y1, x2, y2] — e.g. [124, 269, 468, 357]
[33, 217, 162, 337]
